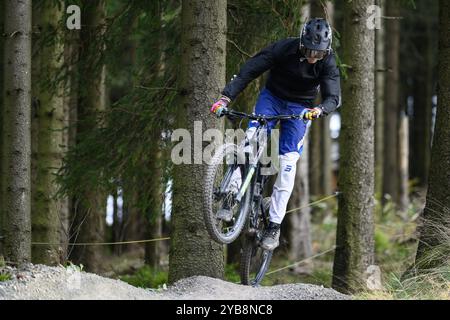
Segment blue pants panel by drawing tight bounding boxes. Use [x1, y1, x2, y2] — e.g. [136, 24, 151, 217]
[249, 88, 310, 155]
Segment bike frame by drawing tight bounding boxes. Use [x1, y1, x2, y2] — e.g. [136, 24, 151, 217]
[216, 108, 307, 223]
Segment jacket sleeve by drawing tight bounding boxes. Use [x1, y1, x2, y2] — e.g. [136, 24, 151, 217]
[221, 42, 277, 100]
[319, 54, 342, 115]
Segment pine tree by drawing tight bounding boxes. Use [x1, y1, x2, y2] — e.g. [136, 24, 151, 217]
[382, 0, 400, 206]
[332, 0, 375, 293]
[410, 1, 435, 189]
[31, 0, 67, 265]
[414, 0, 450, 271]
[0, 0, 4, 253]
[69, 0, 107, 272]
[2, 0, 33, 265]
[168, 0, 227, 283]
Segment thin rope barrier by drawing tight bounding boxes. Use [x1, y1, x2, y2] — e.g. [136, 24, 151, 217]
[31, 237, 171, 246]
[285, 192, 339, 215]
[265, 246, 337, 276]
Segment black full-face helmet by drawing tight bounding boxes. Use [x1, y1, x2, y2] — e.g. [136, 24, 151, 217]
[300, 18, 333, 60]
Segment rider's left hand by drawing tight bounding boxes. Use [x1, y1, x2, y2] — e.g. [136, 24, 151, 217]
[304, 107, 323, 120]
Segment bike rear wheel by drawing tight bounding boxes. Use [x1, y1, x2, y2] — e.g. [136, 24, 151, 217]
[203, 143, 251, 244]
[240, 197, 273, 286]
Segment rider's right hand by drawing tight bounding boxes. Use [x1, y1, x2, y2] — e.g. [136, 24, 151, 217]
[210, 95, 231, 118]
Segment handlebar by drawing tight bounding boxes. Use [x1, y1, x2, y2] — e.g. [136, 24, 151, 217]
[222, 108, 307, 121]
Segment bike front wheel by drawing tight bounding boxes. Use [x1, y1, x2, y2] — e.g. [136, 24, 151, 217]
[203, 143, 251, 244]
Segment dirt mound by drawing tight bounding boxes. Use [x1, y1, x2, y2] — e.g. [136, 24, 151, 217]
[0, 264, 349, 300]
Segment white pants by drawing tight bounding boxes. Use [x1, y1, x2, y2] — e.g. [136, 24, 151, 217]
[269, 152, 300, 224]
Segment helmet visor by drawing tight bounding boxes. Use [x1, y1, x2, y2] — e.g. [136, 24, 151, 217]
[301, 47, 327, 60]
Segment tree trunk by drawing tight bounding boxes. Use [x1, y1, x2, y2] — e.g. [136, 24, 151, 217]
[414, 0, 450, 271]
[122, 188, 146, 254]
[0, 0, 4, 256]
[309, 0, 333, 197]
[310, 0, 327, 19]
[61, 20, 81, 262]
[287, 134, 312, 271]
[69, 0, 106, 273]
[375, 0, 385, 200]
[143, 2, 166, 269]
[168, 0, 226, 284]
[31, 0, 67, 265]
[308, 0, 324, 197]
[2, 0, 33, 265]
[282, 0, 313, 272]
[382, 0, 400, 206]
[320, 1, 333, 197]
[145, 213, 162, 269]
[410, 9, 433, 189]
[332, 0, 375, 294]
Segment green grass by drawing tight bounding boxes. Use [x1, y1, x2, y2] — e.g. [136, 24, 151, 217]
[224, 263, 241, 284]
[64, 262, 84, 272]
[356, 266, 450, 300]
[355, 195, 450, 300]
[0, 272, 12, 282]
[119, 265, 168, 289]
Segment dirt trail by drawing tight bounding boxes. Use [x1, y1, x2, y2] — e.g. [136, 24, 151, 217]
[0, 264, 349, 300]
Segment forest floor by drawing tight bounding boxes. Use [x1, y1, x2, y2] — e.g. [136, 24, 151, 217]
[0, 263, 349, 300]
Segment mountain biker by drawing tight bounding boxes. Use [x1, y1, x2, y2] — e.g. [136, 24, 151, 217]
[210, 18, 341, 251]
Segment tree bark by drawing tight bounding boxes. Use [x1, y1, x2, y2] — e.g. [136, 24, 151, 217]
[143, 1, 165, 269]
[145, 212, 162, 269]
[280, 0, 313, 273]
[309, 0, 333, 197]
[332, 0, 375, 294]
[410, 6, 433, 189]
[320, 1, 333, 197]
[61, 17, 81, 262]
[287, 134, 312, 270]
[375, 0, 385, 200]
[69, 0, 106, 272]
[2, 0, 33, 265]
[31, 0, 67, 265]
[414, 0, 450, 271]
[308, 0, 324, 197]
[168, 0, 226, 284]
[382, 0, 400, 206]
[0, 0, 4, 256]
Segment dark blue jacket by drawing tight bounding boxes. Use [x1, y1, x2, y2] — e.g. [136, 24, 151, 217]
[222, 37, 341, 114]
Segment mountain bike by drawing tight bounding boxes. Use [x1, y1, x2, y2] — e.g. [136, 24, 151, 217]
[203, 108, 308, 286]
